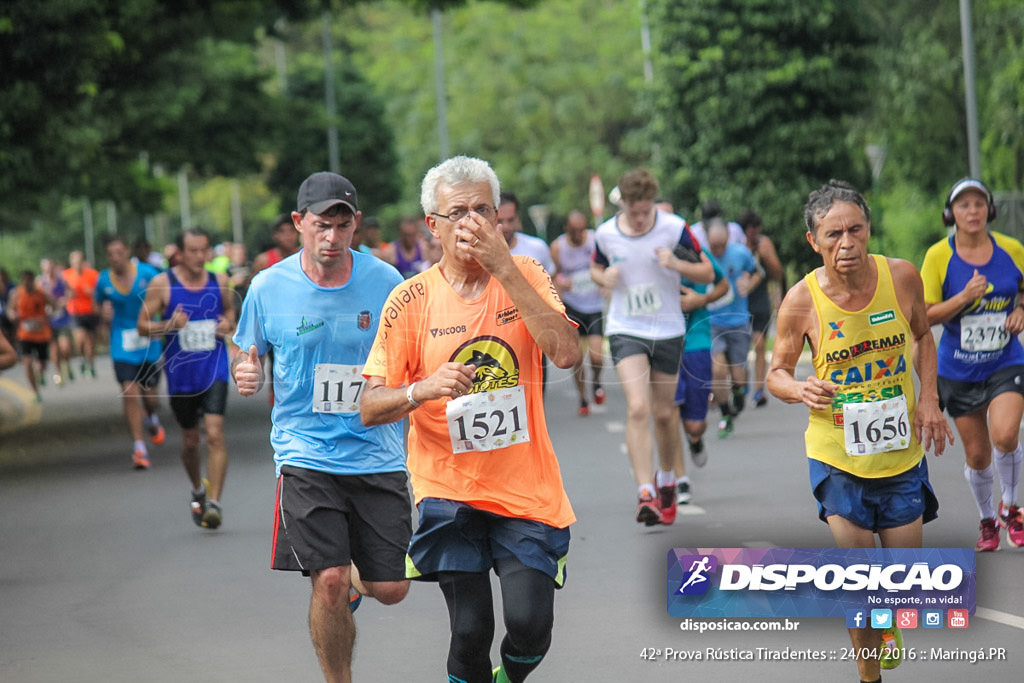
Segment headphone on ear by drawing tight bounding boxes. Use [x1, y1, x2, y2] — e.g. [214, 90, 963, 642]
[943, 178, 996, 227]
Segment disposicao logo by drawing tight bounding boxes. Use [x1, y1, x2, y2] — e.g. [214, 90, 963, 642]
[667, 548, 975, 620]
[676, 555, 718, 596]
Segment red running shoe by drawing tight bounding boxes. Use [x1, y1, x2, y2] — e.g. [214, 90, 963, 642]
[636, 491, 662, 526]
[658, 484, 678, 525]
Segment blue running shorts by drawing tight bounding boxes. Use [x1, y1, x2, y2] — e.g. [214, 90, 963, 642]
[809, 457, 938, 531]
[675, 349, 712, 422]
[406, 498, 570, 587]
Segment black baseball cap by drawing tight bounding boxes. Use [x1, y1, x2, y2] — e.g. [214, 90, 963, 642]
[297, 172, 359, 214]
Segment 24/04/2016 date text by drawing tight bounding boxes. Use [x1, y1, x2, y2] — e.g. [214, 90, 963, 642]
[841, 647, 1007, 664]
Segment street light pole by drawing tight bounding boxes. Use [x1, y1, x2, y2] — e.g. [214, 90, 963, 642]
[866, 143, 887, 233]
[432, 8, 450, 161]
[959, 0, 982, 178]
[323, 12, 340, 174]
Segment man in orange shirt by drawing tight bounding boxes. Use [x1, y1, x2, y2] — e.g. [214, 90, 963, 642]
[250, 213, 300, 278]
[9, 270, 53, 401]
[63, 250, 101, 377]
[362, 156, 580, 683]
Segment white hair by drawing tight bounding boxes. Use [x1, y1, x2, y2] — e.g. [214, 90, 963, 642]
[420, 156, 501, 215]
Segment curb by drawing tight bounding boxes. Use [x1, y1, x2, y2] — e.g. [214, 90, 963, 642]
[0, 378, 43, 434]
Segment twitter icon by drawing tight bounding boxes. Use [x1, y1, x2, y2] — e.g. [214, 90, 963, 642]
[870, 609, 893, 629]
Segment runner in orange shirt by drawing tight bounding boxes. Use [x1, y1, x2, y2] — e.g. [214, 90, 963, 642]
[9, 270, 53, 401]
[362, 156, 580, 683]
[63, 250, 101, 377]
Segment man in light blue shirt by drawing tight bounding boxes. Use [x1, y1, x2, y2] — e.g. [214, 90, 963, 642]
[95, 235, 165, 469]
[705, 218, 762, 437]
[232, 172, 410, 682]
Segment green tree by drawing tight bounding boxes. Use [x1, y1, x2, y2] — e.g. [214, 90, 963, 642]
[345, 0, 652, 228]
[848, 1, 1024, 264]
[264, 51, 401, 218]
[652, 0, 874, 272]
[0, 0, 310, 222]
[857, 1, 965, 197]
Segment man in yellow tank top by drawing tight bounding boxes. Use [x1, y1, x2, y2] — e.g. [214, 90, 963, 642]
[767, 180, 953, 683]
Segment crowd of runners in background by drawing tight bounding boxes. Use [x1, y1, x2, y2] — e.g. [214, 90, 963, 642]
[2, 167, 1021, 683]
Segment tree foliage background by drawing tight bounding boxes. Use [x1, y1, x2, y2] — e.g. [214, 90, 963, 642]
[651, 0, 874, 274]
[2, 0, 1023, 275]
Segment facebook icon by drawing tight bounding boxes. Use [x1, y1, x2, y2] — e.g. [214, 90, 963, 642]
[846, 609, 867, 629]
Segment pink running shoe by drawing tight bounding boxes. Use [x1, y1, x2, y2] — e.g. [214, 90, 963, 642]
[975, 517, 1000, 552]
[998, 502, 1024, 548]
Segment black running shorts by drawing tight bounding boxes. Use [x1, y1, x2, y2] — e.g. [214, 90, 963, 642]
[937, 364, 1024, 418]
[563, 303, 604, 337]
[114, 360, 162, 389]
[169, 380, 228, 429]
[272, 466, 412, 581]
[608, 334, 683, 375]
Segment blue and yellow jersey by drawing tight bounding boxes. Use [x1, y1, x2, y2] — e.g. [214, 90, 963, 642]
[920, 231, 1024, 382]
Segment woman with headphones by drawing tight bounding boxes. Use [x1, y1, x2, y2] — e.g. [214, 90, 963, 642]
[920, 178, 1024, 551]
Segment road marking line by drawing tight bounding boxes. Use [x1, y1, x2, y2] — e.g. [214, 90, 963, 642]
[605, 421, 624, 433]
[975, 606, 1024, 631]
[676, 505, 706, 516]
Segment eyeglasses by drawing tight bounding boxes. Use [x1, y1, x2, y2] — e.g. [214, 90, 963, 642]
[430, 205, 495, 222]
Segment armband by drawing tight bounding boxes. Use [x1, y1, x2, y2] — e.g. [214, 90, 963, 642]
[406, 382, 421, 408]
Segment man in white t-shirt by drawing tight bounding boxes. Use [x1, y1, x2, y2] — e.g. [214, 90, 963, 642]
[590, 168, 714, 527]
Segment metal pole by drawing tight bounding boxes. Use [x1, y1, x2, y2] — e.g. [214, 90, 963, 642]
[959, 0, 982, 178]
[274, 18, 288, 97]
[323, 12, 340, 173]
[178, 169, 191, 229]
[83, 199, 95, 266]
[106, 201, 117, 235]
[640, 0, 654, 85]
[432, 8, 450, 161]
[231, 180, 244, 244]
[640, 1, 659, 166]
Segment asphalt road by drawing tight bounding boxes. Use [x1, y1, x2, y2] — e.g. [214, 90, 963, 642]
[1, 358, 1022, 682]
